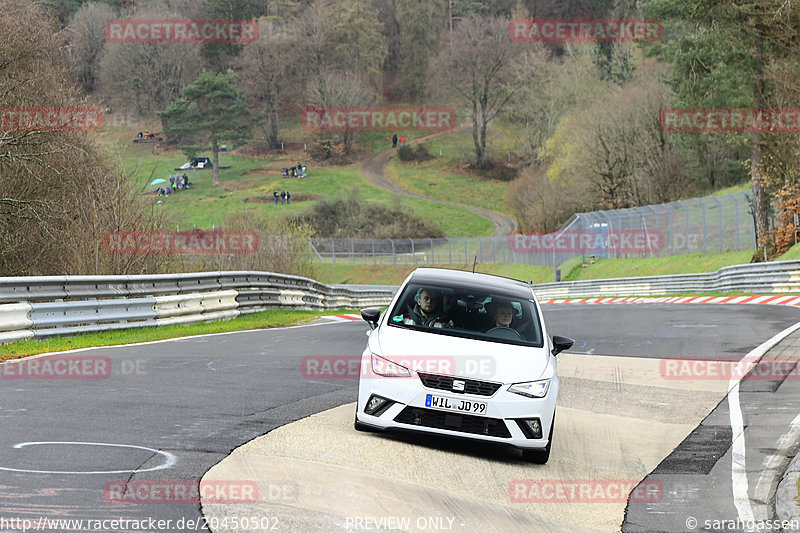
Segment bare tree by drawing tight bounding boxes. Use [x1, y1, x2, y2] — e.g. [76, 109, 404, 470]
[430, 15, 519, 169]
[66, 1, 116, 93]
[542, 74, 691, 210]
[237, 20, 297, 148]
[0, 0, 163, 275]
[507, 43, 603, 161]
[98, 2, 202, 115]
[305, 70, 378, 156]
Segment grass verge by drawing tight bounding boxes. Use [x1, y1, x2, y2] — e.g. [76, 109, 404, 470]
[312, 263, 553, 286]
[0, 309, 348, 360]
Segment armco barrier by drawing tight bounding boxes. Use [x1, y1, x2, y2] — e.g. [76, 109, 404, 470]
[0, 303, 34, 343]
[531, 260, 800, 300]
[0, 271, 397, 344]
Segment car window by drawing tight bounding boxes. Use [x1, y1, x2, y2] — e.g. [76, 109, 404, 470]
[388, 282, 544, 347]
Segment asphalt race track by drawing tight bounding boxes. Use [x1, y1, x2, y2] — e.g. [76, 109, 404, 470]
[1, 304, 799, 532]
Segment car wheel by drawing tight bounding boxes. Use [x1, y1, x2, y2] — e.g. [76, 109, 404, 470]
[522, 411, 554, 464]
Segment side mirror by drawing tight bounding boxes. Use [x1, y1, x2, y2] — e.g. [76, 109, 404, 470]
[551, 335, 574, 356]
[361, 308, 381, 330]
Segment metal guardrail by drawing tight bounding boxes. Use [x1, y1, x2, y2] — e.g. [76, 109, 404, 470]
[0, 272, 397, 344]
[3, 260, 798, 344]
[531, 260, 800, 300]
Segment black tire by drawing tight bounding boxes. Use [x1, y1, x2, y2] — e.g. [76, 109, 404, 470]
[522, 411, 555, 464]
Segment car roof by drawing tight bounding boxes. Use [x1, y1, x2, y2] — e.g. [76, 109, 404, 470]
[405, 268, 535, 299]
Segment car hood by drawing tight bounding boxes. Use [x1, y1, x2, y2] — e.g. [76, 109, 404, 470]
[370, 324, 552, 384]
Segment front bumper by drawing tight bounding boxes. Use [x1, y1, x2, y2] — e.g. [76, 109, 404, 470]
[356, 374, 558, 450]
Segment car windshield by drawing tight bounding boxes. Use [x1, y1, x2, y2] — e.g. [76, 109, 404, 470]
[387, 282, 544, 347]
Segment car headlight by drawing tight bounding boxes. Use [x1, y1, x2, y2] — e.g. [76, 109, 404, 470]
[508, 379, 550, 398]
[371, 353, 411, 378]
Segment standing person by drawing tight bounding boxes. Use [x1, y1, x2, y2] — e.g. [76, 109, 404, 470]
[286, 191, 291, 204]
[392, 134, 398, 148]
[273, 191, 279, 205]
[399, 135, 404, 147]
[169, 175, 175, 188]
[281, 191, 286, 205]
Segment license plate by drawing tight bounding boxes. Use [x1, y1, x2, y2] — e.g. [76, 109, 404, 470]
[425, 394, 487, 415]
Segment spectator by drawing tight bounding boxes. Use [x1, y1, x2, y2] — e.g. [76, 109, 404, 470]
[273, 190, 279, 205]
[286, 191, 291, 204]
[392, 134, 397, 148]
[182, 174, 189, 188]
[281, 191, 286, 204]
[169, 175, 175, 188]
[137, 132, 143, 139]
[399, 135, 404, 147]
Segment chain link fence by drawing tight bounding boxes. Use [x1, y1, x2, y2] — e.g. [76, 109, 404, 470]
[308, 190, 756, 269]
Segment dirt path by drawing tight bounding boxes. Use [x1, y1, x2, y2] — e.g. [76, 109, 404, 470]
[360, 130, 518, 237]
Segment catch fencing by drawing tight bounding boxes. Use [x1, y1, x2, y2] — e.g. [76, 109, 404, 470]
[308, 190, 756, 268]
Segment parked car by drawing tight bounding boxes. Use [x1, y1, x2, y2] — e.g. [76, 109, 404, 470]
[356, 267, 573, 463]
[179, 157, 212, 170]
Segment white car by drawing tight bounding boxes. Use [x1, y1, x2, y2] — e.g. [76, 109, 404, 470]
[355, 268, 573, 463]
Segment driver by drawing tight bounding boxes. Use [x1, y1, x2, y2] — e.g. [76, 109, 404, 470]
[486, 298, 516, 329]
[402, 288, 452, 328]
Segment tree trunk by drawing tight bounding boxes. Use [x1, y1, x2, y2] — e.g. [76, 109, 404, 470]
[471, 100, 484, 167]
[751, 77, 770, 255]
[212, 139, 220, 185]
[268, 104, 280, 148]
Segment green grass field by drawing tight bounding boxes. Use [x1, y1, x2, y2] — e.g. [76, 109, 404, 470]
[386, 158, 510, 214]
[98, 125, 491, 236]
[0, 309, 339, 359]
[564, 250, 755, 281]
[312, 263, 553, 285]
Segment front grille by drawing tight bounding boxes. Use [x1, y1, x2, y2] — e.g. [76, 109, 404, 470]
[417, 372, 502, 396]
[394, 406, 511, 438]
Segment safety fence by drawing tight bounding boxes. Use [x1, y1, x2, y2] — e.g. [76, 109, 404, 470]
[0, 272, 396, 344]
[308, 191, 756, 268]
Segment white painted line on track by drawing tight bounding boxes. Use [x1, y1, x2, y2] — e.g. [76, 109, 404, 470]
[0, 441, 177, 474]
[728, 320, 800, 525]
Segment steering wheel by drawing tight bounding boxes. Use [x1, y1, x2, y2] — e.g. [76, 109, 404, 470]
[486, 326, 522, 340]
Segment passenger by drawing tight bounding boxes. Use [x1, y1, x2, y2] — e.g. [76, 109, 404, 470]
[402, 288, 452, 328]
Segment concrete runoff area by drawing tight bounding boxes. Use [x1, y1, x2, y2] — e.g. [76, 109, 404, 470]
[202, 352, 730, 532]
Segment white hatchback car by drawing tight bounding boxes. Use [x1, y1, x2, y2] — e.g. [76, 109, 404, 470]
[355, 268, 573, 463]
